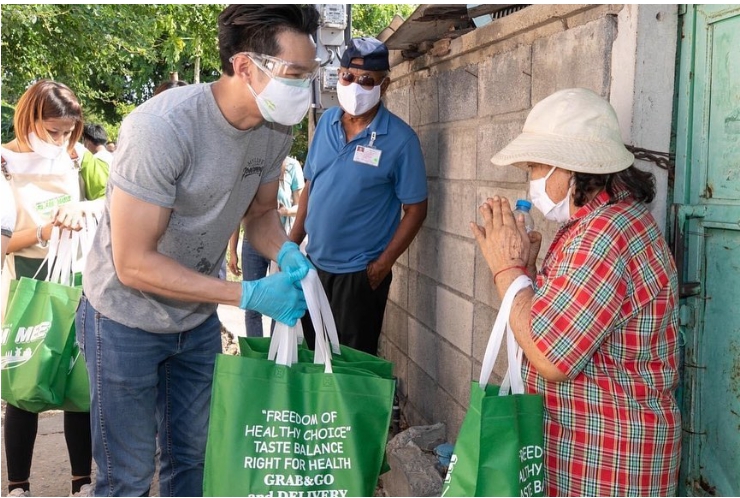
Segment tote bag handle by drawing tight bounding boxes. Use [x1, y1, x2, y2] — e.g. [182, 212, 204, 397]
[268, 269, 341, 373]
[303, 269, 342, 373]
[269, 320, 302, 367]
[34, 215, 97, 286]
[73, 214, 99, 275]
[33, 226, 80, 287]
[478, 274, 532, 395]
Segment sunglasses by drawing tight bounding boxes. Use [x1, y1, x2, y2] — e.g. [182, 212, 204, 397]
[338, 71, 386, 89]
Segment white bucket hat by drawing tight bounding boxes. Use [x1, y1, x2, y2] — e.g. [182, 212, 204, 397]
[491, 88, 634, 174]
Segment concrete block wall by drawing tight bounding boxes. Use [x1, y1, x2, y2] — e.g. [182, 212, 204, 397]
[378, 4, 626, 441]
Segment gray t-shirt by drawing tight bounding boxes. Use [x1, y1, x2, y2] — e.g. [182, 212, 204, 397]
[84, 83, 290, 333]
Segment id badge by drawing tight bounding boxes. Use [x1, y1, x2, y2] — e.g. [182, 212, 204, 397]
[353, 145, 382, 167]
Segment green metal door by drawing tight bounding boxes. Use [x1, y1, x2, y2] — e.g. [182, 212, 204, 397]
[674, 4, 740, 496]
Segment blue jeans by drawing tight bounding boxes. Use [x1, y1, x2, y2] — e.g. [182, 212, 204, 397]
[241, 240, 270, 337]
[76, 295, 222, 497]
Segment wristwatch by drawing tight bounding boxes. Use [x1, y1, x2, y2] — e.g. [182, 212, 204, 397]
[36, 224, 48, 248]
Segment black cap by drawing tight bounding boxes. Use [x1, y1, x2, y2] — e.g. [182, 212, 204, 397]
[340, 37, 390, 71]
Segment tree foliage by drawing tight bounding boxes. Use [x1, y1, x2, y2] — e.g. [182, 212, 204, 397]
[351, 4, 417, 38]
[1, 4, 224, 141]
[1, 4, 416, 152]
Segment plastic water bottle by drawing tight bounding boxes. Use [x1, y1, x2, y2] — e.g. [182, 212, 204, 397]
[514, 199, 535, 233]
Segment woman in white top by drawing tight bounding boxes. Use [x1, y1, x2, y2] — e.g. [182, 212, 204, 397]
[2, 80, 104, 497]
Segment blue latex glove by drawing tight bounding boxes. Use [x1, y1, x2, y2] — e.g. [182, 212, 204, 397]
[240, 272, 307, 326]
[276, 241, 313, 282]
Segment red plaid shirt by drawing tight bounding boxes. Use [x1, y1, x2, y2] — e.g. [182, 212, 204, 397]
[523, 188, 681, 496]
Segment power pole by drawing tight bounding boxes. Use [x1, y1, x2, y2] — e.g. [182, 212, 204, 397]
[309, 4, 351, 142]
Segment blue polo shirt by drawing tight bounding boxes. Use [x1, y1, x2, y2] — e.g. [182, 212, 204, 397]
[304, 103, 427, 273]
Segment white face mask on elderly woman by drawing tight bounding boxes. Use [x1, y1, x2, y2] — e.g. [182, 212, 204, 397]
[529, 166, 572, 223]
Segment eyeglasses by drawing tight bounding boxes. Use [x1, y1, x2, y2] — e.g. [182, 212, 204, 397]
[338, 70, 386, 89]
[229, 52, 321, 84]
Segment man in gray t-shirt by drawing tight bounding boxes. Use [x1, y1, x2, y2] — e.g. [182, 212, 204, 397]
[77, 6, 320, 496]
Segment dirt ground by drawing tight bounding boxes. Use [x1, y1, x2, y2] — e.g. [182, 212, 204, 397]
[0, 403, 168, 497]
[1, 406, 86, 497]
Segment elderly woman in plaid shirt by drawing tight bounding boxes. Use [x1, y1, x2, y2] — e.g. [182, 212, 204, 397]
[471, 88, 681, 496]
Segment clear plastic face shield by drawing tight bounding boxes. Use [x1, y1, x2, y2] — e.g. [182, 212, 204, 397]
[230, 52, 321, 88]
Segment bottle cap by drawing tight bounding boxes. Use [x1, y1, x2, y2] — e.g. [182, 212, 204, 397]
[515, 199, 532, 211]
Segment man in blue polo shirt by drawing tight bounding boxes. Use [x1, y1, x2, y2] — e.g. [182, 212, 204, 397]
[290, 37, 427, 355]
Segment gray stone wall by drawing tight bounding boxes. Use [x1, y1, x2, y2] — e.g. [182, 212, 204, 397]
[379, 4, 625, 440]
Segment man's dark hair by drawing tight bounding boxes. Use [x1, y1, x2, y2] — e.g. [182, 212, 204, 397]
[82, 123, 108, 146]
[218, 5, 320, 76]
[573, 165, 656, 207]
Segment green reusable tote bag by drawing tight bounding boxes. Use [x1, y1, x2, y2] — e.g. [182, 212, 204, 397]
[58, 272, 90, 413]
[51, 224, 93, 412]
[204, 270, 395, 497]
[443, 276, 545, 497]
[57, 343, 90, 412]
[203, 355, 395, 497]
[60, 217, 98, 412]
[2, 227, 90, 412]
[443, 384, 544, 497]
[1, 276, 81, 412]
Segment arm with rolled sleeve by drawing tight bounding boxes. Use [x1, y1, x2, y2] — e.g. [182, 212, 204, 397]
[506, 227, 628, 381]
[109, 113, 244, 304]
[530, 234, 628, 378]
[110, 113, 294, 312]
[110, 186, 243, 306]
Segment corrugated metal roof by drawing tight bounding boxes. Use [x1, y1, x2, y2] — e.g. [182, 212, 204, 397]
[380, 4, 530, 61]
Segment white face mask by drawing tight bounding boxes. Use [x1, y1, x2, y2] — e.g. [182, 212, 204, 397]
[336, 82, 382, 116]
[248, 76, 311, 126]
[529, 166, 572, 223]
[28, 132, 68, 160]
